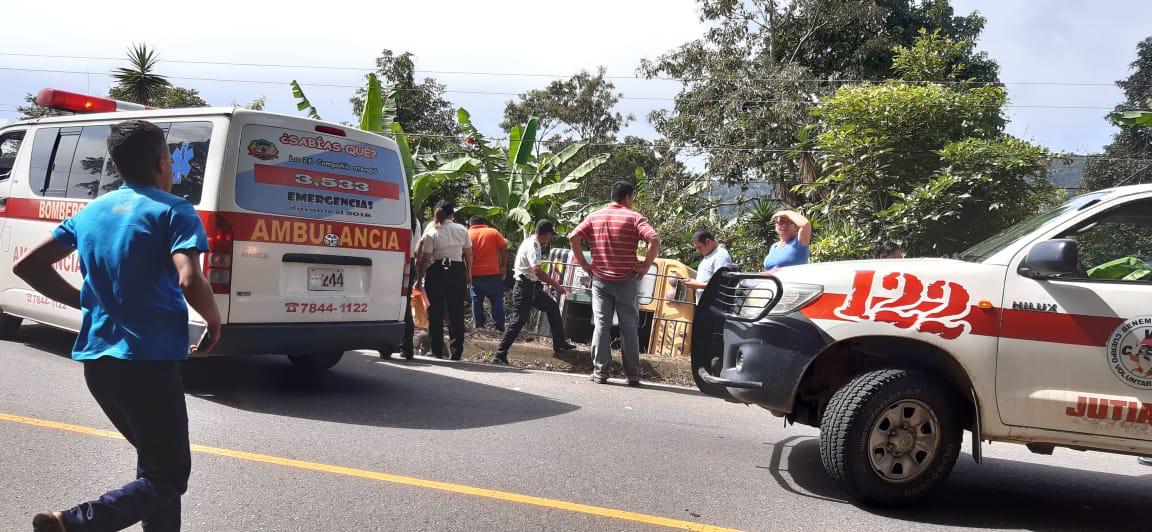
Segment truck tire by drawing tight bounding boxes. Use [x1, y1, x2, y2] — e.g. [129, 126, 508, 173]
[819, 368, 961, 506]
[287, 352, 344, 372]
[0, 311, 22, 340]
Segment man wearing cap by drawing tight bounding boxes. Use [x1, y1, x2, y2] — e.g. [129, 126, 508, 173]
[492, 220, 576, 364]
[570, 181, 660, 385]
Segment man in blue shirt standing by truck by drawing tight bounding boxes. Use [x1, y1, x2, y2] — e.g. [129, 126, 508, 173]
[16, 120, 222, 532]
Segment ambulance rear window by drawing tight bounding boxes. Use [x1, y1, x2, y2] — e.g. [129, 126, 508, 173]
[234, 124, 407, 226]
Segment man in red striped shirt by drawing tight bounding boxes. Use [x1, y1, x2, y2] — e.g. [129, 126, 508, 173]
[569, 181, 660, 386]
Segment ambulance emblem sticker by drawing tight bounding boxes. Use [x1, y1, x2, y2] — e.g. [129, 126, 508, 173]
[1106, 316, 1152, 390]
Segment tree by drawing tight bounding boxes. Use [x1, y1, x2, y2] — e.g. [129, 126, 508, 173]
[639, 0, 998, 203]
[234, 96, 266, 110]
[802, 32, 1051, 258]
[1081, 37, 1152, 191]
[109, 85, 208, 108]
[111, 43, 171, 106]
[501, 68, 694, 200]
[501, 67, 632, 144]
[412, 110, 607, 242]
[16, 93, 55, 120]
[348, 50, 458, 154]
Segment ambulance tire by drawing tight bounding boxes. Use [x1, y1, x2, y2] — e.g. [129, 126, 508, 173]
[819, 368, 962, 506]
[287, 352, 344, 372]
[0, 312, 22, 340]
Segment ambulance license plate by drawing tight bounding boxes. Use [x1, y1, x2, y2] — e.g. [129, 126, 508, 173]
[308, 268, 344, 291]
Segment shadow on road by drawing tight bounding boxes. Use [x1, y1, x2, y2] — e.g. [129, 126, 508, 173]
[765, 436, 1148, 531]
[16, 324, 580, 431]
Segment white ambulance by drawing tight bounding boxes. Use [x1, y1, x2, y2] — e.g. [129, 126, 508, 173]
[0, 89, 413, 371]
[693, 184, 1152, 504]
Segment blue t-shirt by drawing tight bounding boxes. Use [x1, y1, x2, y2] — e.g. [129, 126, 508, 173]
[695, 244, 736, 302]
[51, 184, 209, 361]
[763, 238, 809, 270]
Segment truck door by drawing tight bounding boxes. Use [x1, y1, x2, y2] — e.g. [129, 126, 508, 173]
[997, 195, 1152, 440]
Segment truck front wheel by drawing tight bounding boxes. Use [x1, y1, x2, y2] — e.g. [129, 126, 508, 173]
[819, 369, 962, 506]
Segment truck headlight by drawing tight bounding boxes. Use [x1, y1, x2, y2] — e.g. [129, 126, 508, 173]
[732, 279, 823, 319]
[769, 282, 824, 315]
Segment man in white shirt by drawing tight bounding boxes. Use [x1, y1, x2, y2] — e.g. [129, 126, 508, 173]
[682, 230, 736, 303]
[492, 220, 576, 364]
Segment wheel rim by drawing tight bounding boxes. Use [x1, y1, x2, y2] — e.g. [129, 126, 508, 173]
[866, 399, 941, 483]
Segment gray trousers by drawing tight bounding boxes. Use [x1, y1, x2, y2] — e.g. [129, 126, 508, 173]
[590, 275, 642, 379]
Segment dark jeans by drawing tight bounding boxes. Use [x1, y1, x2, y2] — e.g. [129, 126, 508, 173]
[400, 259, 416, 357]
[424, 259, 467, 358]
[470, 274, 506, 331]
[62, 358, 191, 532]
[495, 277, 567, 360]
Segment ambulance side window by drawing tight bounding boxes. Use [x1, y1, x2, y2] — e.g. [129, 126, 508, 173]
[0, 130, 24, 180]
[28, 128, 60, 195]
[1059, 199, 1152, 283]
[95, 122, 173, 197]
[165, 121, 211, 204]
[65, 125, 111, 199]
[43, 127, 81, 198]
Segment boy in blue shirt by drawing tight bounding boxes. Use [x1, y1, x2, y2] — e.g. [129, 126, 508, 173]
[17, 120, 222, 532]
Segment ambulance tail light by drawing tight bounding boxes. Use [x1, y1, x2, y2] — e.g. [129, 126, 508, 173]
[315, 125, 346, 137]
[36, 88, 150, 114]
[200, 212, 234, 294]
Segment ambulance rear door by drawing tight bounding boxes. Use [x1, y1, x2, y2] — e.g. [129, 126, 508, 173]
[220, 114, 411, 326]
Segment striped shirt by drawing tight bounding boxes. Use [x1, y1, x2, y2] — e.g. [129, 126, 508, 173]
[570, 203, 657, 281]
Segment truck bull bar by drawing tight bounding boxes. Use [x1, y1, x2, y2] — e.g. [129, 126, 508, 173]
[691, 269, 783, 395]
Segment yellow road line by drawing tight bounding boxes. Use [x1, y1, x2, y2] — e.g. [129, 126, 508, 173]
[0, 412, 740, 532]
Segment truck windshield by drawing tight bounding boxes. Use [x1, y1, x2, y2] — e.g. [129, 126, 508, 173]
[957, 191, 1109, 262]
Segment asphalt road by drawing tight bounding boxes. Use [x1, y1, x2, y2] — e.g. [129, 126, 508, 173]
[1, 323, 1148, 532]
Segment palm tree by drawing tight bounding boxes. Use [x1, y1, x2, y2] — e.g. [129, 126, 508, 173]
[112, 44, 170, 106]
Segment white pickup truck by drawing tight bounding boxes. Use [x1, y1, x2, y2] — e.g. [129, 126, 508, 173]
[692, 184, 1152, 505]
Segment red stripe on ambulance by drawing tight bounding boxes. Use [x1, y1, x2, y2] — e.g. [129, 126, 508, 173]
[2, 198, 410, 255]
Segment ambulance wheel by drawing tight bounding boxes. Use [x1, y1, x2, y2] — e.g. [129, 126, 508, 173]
[819, 369, 962, 506]
[0, 311, 22, 340]
[287, 352, 344, 372]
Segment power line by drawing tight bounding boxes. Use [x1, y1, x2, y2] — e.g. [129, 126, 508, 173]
[1, 51, 1146, 88]
[0, 67, 1134, 111]
[2, 110, 1150, 163]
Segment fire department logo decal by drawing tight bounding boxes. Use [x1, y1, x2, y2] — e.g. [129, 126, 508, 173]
[1106, 316, 1152, 390]
[247, 139, 279, 161]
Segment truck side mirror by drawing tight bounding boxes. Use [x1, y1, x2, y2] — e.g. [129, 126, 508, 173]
[1019, 239, 1079, 280]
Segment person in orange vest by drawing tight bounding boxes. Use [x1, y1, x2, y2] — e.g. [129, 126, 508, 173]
[467, 216, 508, 332]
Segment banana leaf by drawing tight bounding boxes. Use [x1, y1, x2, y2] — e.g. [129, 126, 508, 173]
[358, 74, 383, 134]
[290, 80, 321, 120]
[390, 123, 416, 188]
[564, 153, 610, 181]
[513, 117, 538, 165]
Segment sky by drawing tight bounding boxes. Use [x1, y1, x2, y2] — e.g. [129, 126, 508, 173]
[1, 0, 1150, 156]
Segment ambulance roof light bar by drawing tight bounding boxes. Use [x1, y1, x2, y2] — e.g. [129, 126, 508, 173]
[36, 88, 153, 114]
